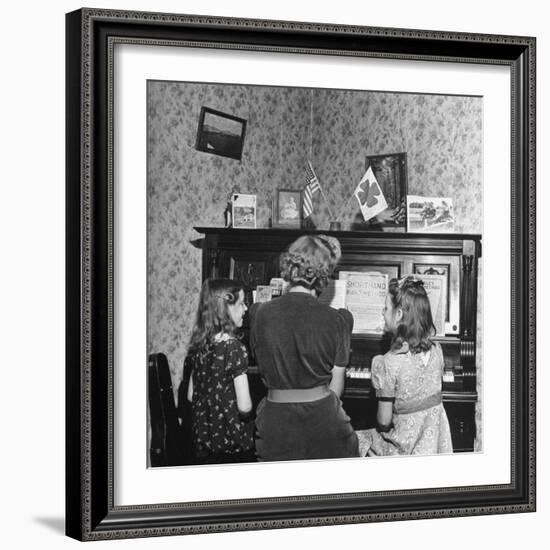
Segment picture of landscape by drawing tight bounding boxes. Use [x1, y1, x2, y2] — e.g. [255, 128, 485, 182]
[195, 106, 247, 160]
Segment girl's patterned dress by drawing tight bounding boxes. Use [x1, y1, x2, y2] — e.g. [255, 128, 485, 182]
[184, 336, 254, 460]
[356, 342, 453, 456]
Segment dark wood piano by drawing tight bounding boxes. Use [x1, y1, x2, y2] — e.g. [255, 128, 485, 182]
[194, 227, 481, 452]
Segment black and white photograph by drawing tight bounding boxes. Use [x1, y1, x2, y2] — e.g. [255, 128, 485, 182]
[147, 79, 483, 467]
[274, 188, 302, 228]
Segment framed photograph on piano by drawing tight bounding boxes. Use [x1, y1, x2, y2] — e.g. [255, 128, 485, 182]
[273, 188, 303, 228]
[66, 7, 536, 541]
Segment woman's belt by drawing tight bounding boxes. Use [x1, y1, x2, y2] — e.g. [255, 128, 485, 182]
[393, 392, 442, 415]
[267, 385, 331, 403]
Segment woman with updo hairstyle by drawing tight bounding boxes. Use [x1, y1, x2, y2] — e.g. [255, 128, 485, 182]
[249, 235, 359, 461]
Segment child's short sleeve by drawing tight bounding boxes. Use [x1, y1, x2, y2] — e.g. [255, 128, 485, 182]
[371, 354, 398, 399]
[434, 342, 445, 373]
[226, 340, 249, 378]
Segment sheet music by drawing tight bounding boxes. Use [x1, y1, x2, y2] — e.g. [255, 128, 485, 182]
[339, 271, 387, 334]
[410, 273, 447, 336]
[318, 280, 347, 309]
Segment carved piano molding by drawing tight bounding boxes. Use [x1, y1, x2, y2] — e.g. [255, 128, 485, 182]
[195, 227, 482, 452]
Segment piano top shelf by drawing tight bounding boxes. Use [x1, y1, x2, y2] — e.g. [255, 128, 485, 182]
[194, 226, 482, 242]
[194, 226, 482, 258]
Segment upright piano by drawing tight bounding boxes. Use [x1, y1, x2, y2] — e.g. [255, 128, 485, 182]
[194, 227, 481, 452]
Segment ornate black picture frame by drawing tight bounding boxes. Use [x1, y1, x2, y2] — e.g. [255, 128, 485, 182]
[365, 152, 408, 229]
[66, 8, 536, 541]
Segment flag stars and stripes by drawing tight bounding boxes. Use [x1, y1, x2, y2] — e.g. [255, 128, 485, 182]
[303, 162, 321, 218]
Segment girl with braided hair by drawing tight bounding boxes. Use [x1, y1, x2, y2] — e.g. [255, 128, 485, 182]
[356, 276, 453, 456]
[249, 235, 359, 461]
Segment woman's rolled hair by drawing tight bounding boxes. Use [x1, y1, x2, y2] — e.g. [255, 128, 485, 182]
[279, 235, 341, 294]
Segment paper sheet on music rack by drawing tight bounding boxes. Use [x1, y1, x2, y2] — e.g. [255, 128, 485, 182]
[317, 280, 347, 309]
[339, 271, 388, 334]
[408, 273, 447, 336]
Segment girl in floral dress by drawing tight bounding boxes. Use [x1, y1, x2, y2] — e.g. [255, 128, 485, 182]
[357, 276, 453, 456]
[183, 279, 255, 464]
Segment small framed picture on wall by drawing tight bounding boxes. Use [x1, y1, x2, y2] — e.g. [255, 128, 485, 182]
[195, 107, 247, 160]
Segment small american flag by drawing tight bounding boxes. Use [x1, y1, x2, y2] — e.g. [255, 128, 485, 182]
[303, 161, 321, 218]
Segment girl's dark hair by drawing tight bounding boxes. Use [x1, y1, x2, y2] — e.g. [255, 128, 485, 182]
[387, 276, 436, 353]
[279, 234, 341, 294]
[189, 278, 244, 351]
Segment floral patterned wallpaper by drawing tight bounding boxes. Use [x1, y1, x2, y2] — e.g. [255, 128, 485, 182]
[310, 89, 482, 229]
[147, 80, 483, 446]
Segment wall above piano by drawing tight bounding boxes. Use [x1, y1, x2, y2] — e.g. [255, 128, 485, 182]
[146, 80, 483, 394]
[148, 80, 482, 232]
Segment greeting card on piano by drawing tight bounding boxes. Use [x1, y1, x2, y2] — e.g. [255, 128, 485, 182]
[254, 285, 274, 303]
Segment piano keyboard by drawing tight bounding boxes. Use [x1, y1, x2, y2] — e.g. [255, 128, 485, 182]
[346, 367, 372, 380]
[348, 367, 458, 384]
